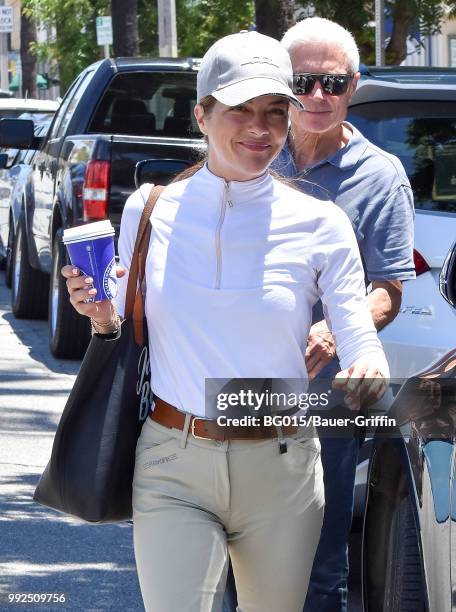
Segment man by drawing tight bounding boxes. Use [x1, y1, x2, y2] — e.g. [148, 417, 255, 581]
[275, 17, 415, 612]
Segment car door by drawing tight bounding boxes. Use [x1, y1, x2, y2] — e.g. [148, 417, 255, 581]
[348, 98, 456, 378]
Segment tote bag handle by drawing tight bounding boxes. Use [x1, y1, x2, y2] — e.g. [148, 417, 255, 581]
[124, 185, 165, 345]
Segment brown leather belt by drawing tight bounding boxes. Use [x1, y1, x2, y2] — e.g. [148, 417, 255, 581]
[150, 397, 299, 441]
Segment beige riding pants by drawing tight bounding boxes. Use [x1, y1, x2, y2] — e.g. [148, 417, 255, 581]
[133, 417, 325, 612]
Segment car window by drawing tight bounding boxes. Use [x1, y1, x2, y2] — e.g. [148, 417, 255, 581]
[88, 71, 199, 138]
[47, 72, 93, 141]
[55, 70, 94, 138]
[348, 101, 456, 214]
[2, 148, 19, 166]
[18, 111, 56, 124]
[23, 125, 48, 164]
[47, 76, 83, 140]
[14, 148, 29, 164]
[23, 148, 37, 164]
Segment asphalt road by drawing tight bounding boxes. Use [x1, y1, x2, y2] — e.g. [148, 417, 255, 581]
[0, 271, 143, 612]
[0, 269, 362, 612]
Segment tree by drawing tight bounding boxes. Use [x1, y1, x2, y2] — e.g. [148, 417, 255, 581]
[385, 0, 451, 64]
[138, 0, 159, 56]
[255, 0, 295, 40]
[21, 0, 257, 91]
[20, 12, 38, 98]
[296, 0, 456, 65]
[22, 0, 142, 94]
[177, 0, 255, 57]
[23, 0, 109, 93]
[111, 0, 139, 56]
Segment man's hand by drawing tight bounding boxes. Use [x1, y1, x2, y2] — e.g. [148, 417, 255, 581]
[305, 320, 336, 380]
[332, 357, 388, 410]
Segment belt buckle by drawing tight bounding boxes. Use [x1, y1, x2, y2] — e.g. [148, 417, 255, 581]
[191, 417, 211, 440]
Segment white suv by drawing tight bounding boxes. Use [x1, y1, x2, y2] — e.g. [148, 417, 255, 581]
[348, 69, 456, 379]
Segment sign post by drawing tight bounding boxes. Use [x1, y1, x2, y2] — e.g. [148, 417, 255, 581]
[0, 5, 12, 92]
[96, 16, 113, 59]
[375, 0, 385, 66]
[157, 0, 177, 57]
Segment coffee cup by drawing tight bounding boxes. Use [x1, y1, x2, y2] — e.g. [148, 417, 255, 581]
[63, 220, 117, 302]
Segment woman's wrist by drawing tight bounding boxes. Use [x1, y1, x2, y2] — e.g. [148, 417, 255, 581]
[90, 305, 121, 335]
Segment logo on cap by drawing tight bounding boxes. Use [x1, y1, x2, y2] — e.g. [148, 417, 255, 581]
[241, 56, 279, 68]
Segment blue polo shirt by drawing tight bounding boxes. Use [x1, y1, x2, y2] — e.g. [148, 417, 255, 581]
[273, 123, 415, 283]
[272, 122, 415, 377]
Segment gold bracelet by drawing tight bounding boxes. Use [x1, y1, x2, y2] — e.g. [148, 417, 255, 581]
[90, 306, 120, 334]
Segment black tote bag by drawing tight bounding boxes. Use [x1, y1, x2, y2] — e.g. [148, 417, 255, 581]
[34, 185, 164, 523]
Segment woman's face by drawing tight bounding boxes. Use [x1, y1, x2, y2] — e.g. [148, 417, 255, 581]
[194, 95, 289, 182]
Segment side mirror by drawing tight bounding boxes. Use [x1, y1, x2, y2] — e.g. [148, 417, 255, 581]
[0, 153, 8, 169]
[134, 158, 192, 189]
[0, 118, 34, 149]
[439, 241, 456, 308]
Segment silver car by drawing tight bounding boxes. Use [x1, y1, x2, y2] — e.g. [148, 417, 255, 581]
[0, 120, 52, 287]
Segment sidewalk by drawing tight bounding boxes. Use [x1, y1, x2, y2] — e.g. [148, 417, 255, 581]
[0, 271, 143, 612]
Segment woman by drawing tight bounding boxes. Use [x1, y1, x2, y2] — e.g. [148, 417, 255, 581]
[63, 31, 388, 612]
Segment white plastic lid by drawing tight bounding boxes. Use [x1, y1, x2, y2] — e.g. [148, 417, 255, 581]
[63, 220, 115, 244]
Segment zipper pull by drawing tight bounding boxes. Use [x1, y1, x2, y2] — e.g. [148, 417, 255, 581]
[224, 181, 233, 207]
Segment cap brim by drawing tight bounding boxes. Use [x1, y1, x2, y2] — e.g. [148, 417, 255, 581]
[212, 77, 304, 110]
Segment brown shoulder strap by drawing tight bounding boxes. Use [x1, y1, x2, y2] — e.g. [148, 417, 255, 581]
[124, 186, 165, 345]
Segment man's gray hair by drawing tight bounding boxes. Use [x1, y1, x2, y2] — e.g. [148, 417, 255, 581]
[281, 17, 360, 73]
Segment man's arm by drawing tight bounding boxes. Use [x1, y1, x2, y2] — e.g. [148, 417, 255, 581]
[305, 280, 403, 379]
[368, 280, 402, 331]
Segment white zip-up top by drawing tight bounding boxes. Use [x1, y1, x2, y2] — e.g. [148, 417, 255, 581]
[115, 164, 388, 416]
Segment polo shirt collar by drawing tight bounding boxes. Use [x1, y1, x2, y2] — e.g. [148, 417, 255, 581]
[286, 121, 369, 171]
[328, 122, 368, 169]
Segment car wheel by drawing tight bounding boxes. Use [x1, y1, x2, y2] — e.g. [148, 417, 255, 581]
[5, 218, 14, 288]
[383, 495, 426, 611]
[11, 216, 49, 319]
[48, 228, 90, 359]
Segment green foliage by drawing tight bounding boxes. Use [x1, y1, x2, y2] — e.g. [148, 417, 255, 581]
[409, 0, 450, 36]
[23, 0, 109, 93]
[176, 0, 255, 57]
[21, 0, 456, 92]
[23, 0, 255, 94]
[137, 0, 158, 56]
[130, 0, 253, 59]
[297, 0, 456, 65]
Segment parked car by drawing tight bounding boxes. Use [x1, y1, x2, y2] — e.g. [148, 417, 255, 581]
[0, 119, 53, 288]
[362, 239, 456, 612]
[0, 58, 202, 358]
[348, 68, 456, 380]
[0, 99, 59, 279]
[0, 97, 58, 122]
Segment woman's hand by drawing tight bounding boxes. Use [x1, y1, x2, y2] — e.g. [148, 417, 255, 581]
[61, 265, 125, 323]
[332, 357, 388, 410]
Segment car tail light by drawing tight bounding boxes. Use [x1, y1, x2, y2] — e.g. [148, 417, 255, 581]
[82, 161, 110, 221]
[413, 248, 430, 276]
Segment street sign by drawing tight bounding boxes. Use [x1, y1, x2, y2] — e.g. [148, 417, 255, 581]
[96, 16, 113, 46]
[0, 7, 13, 34]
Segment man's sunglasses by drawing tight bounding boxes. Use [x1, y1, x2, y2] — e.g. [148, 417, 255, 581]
[293, 73, 354, 96]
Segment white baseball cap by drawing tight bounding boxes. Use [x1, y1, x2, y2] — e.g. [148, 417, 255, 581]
[197, 30, 304, 109]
